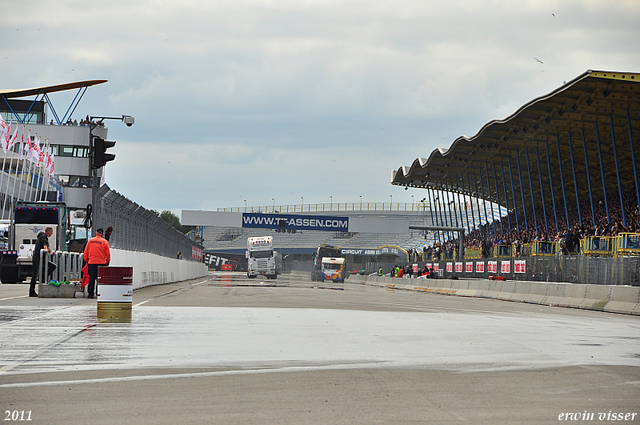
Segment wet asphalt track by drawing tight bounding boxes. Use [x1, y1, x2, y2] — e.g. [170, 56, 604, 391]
[1, 272, 639, 424]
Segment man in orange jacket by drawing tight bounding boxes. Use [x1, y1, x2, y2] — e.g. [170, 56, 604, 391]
[83, 228, 111, 299]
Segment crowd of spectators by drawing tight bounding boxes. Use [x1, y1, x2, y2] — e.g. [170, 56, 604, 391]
[422, 190, 640, 259]
[49, 115, 106, 127]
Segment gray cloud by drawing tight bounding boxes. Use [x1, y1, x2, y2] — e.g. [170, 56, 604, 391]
[2, 0, 639, 211]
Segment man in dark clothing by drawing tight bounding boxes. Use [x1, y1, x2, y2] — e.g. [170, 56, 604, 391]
[29, 227, 54, 297]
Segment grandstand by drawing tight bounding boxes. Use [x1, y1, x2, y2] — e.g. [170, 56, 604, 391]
[202, 203, 502, 262]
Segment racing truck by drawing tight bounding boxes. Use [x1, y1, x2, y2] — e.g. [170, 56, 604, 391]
[0, 201, 68, 284]
[246, 236, 281, 279]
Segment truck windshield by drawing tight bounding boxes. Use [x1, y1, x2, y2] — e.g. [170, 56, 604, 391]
[251, 250, 273, 259]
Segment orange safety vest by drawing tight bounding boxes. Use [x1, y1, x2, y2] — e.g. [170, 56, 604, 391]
[84, 234, 111, 265]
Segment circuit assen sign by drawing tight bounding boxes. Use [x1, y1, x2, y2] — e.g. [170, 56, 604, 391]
[242, 213, 349, 232]
[340, 246, 404, 256]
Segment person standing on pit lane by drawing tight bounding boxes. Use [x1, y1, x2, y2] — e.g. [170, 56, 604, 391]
[29, 227, 54, 297]
[83, 228, 111, 299]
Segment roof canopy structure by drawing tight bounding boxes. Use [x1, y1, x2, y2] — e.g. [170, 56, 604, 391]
[392, 69, 640, 234]
[0, 79, 107, 125]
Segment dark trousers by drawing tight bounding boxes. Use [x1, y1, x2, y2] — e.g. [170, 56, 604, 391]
[87, 263, 105, 297]
[30, 258, 56, 294]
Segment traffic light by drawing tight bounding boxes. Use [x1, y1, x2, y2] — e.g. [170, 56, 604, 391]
[92, 136, 116, 168]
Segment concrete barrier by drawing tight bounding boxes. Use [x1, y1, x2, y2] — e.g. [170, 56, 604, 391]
[581, 285, 613, 311]
[559, 284, 588, 308]
[38, 282, 82, 298]
[605, 286, 640, 315]
[511, 282, 531, 303]
[349, 275, 640, 316]
[524, 282, 548, 305]
[545, 283, 567, 306]
[497, 281, 517, 301]
[110, 249, 207, 290]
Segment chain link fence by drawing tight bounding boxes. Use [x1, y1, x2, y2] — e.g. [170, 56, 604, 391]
[92, 185, 203, 261]
[365, 255, 640, 286]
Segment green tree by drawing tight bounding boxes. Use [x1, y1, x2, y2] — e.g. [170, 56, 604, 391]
[157, 210, 193, 234]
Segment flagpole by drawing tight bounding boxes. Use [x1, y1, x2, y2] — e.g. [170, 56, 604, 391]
[1, 126, 19, 219]
[39, 139, 50, 201]
[17, 128, 31, 204]
[0, 124, 9, 220]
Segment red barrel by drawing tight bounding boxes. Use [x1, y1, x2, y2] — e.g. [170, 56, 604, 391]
[97, 267, 133, 322]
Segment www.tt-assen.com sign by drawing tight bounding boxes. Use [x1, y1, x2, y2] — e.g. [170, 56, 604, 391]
[242, 213, 349, 232]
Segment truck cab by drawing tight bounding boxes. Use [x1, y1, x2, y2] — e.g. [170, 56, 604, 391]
[321, 257, 346, 283]
[0, 201, 68, 283]
[246, 236, 281, 279]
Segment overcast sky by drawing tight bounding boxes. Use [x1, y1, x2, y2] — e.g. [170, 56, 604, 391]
[2, 0, 639, 213]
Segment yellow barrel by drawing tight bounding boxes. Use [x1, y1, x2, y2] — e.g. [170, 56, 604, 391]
[96, 267, 133, 323]
[97, 301, 132, 322]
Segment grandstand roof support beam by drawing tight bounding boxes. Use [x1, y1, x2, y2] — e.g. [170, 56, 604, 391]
[508, 156, 520, 232]
[478, 167, 492, 238]
[627, 109, 640, 221]
[516, 149, 530, 232]
[500, 162, 511, 232]
[555, 134, 571, 231]
[610, 114, 626, 227]
[581, 128, 597, 228]
[491, 162, 504, 235]
[456, 175, 470, 235]
[409, 226, 465, 261]
[545, 139, 560, 233]
[428, 188, 441, 244]
[567, 131, 582, 228]
[484, 162, 497, 237]
[534, 146, 549, 236]
[595, 122, 610, 223]
[466, 173, 478, 237]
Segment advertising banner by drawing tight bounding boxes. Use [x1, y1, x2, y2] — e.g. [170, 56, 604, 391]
[514, 260, 526, 273]
[488, 261, 498, 273]
[465, 262, 473, 273]
[455, 262, 463, 272]
[242, 213, 349, 232]
[476, 261, 485, 273]
[501, 261, 511, 274]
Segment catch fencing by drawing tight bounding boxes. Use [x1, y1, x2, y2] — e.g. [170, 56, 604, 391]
[366, 256, 640, 286]
[91, 185, 203, 261]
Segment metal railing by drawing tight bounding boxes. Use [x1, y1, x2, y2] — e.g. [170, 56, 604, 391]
[40, 250, 83, 283]
[217, 202, 442, 213]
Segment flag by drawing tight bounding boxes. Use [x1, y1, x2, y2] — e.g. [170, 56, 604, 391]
[18, 128, 26, 160]
[47, 150, 55, 176]
[27, 130, 37, 163]
[0, 114, 9, 142]
[7, 126, 18, 152]
[35, 137, 44, 167]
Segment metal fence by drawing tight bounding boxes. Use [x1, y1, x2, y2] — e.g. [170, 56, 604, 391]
[39, 251, 83, 283]
[92, 185, 203, 261]
[366, 256, 640, 286]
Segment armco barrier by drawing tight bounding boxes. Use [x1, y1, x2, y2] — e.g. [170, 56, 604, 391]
[347, 275, 640, 315]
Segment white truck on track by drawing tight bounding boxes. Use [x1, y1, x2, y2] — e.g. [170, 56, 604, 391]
[246, 236, 281, 279]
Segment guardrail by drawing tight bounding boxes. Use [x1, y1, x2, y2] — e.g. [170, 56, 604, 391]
[40, 250, 83, 284]
[217, 202, 442, 213]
